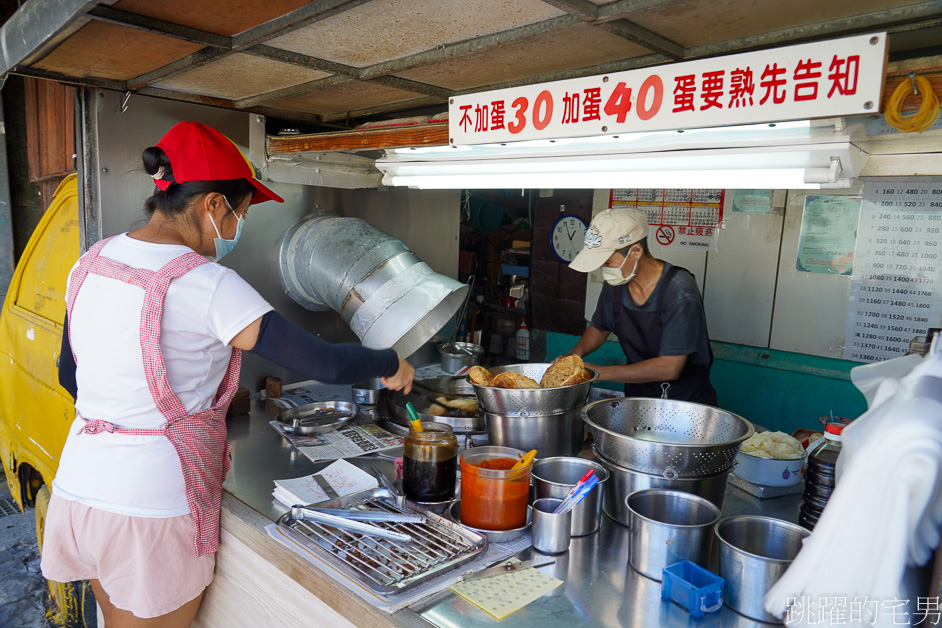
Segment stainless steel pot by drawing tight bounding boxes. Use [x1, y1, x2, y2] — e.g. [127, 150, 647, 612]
[583, 397, 753, 478]
[352, 378, 385, 405]
[485, 409, 584, 458]
[716, 516, 810, 622]
[532, 457, 608, 536]
[627, 489, 721, 581]
[279, 213, 468, 357]
[596, 448, 730, 527]
[438, 342, 483, 374]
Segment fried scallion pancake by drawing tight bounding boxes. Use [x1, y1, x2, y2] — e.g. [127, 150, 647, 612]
[540, 355, 586, 388]
[490, 372, 541, 389]
[468, 365, 493, 386]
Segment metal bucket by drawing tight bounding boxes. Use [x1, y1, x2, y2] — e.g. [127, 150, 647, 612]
[484, 410, 584, 458]
[626, 489, 721, 581]
[531, 457, 608, 536]
[278, 213, 468, 357]
[596, 449, 730, 527]
[715, 516, 810, 622]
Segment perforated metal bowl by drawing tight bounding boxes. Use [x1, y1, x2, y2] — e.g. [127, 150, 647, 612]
[468, 363, 598, 417]
[583, 397, 754, 478]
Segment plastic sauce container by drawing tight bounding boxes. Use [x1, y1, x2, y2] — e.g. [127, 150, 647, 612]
[459, 445, 531, 530]
[403, 422, 457, 503]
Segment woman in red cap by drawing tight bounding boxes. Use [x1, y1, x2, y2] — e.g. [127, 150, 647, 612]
[40, 121, 414, 626]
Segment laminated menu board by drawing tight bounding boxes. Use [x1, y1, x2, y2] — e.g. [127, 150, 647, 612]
[610, 188, 725, 251]
[844, 178, 942, 362]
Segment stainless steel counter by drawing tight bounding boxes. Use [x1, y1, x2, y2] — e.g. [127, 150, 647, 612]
[224, 397, 802, 627]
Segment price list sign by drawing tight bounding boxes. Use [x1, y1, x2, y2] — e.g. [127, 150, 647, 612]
[844, 178, 942, 362]
[609, 188, 725, 251]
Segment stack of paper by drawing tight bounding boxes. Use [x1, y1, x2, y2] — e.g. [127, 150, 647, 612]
[272, 459, 378, 507]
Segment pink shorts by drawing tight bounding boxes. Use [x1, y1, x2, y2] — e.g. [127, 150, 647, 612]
[40, 494, 216, 619]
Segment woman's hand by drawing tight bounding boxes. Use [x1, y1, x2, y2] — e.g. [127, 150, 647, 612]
[381, 354, 414, 395]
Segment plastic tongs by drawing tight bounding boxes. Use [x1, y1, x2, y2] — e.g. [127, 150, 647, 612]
[289, 505, 415, 543]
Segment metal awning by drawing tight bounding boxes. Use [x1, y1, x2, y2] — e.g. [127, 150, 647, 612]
[2, 0, 941, 130]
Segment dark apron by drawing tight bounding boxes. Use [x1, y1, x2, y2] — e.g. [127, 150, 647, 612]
[612, 266, 718, 406]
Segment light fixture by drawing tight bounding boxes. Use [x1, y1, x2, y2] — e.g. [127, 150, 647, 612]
[375, 118, 869, 190]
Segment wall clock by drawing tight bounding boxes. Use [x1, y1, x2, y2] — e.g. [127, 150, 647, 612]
[550, 215, 588, 263]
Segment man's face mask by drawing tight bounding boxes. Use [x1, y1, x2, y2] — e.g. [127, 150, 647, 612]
[207, 198, 243, 262]
[601, 250, 639, 286]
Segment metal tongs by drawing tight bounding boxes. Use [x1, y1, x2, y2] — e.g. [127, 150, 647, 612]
[289, 505, 419, 543]
[371, 462, 406, 507]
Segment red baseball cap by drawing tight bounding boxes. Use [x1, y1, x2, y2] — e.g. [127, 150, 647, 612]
[154, 121, 284, 204]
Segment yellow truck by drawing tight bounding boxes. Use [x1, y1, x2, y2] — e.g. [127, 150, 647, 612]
[0, 174, 93, 626]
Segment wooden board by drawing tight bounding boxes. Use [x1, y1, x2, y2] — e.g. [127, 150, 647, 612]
[23, 78, 75, 184]
[33, 21, 202, 81]
[112, 0, 311, 37]
[268, 123, 448, 153]
[192, 492, 400, 628]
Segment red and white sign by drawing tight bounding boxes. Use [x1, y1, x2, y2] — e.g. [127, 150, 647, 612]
[450, 33, 886, 145]
[610, 189, 725, 251]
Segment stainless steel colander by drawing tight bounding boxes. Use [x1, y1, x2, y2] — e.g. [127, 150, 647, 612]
[468, 363, 598, 417]
[583, 397, 754, 478]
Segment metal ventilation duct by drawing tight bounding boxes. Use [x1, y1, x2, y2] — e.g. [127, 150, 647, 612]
[278, 213, 468, 358]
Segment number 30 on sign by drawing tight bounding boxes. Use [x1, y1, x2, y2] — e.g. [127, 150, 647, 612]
[449, 32, 886, 145]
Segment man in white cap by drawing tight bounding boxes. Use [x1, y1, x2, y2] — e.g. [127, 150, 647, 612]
[559, 208, 717, 405]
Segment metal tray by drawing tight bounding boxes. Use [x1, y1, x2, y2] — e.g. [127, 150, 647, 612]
[448, 500, 532, 543]
[276, 488, 487, 594]
[276, 401, 360, 435]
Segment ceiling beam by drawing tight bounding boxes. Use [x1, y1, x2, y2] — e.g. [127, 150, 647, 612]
[358, 15, 582, 78]
[600, 19, 685, 59]
[596, 0, 687, 23]
[245, 45, 359, 78]
[540, 0, 684, 59]
[119, 1, 367, 92]
[539, 0, 598, 21]
[685, 2, 942, 60]
[230, 0, 375, 50]
[10, 65, 126, 91]
[86, 5, 230, 48]
[233, 75, 354, 109]
[127, 48, 233, 90]
[0, 0, 103, 75]
[366, 75, 456, 99]
[457, 52, 672, 95]
[319, 96, 444, 123]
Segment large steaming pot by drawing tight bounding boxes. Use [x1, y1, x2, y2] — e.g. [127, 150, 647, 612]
[278, 213, 468, 357]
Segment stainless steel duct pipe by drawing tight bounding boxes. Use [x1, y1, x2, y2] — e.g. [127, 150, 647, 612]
[278, 213, 468, 357]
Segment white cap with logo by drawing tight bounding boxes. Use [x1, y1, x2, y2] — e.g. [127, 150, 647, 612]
[568, 208, 649, 272]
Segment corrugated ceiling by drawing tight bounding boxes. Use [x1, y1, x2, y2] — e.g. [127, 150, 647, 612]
[3, 0, 941, 130]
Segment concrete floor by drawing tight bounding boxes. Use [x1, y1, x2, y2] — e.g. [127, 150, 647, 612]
[0, 469, 58, 627]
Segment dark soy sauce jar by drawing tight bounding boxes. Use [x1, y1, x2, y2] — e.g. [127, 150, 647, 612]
[403, 422, 458, 503]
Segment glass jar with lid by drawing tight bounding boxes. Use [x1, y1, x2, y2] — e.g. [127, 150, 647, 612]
[403, 422, 458, 503]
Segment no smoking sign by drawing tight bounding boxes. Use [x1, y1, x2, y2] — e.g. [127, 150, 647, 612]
[655, 226, 675, 246]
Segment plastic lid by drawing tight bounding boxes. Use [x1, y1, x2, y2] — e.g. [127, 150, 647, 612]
[825, 422, 845, 435]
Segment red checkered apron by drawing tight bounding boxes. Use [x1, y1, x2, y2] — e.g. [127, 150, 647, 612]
[65, 236, 241, 556]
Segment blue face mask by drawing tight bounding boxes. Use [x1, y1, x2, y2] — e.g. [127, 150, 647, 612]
[208, 199, 243, 262]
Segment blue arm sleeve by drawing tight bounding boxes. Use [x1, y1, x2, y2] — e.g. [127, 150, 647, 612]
[248, 311, 399, 384]
[59, 314, 77, 400]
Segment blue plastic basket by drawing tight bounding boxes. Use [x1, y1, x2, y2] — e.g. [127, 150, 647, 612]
[661, 560, 725, 618]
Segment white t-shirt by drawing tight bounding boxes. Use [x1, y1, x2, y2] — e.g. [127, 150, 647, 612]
[52, 234, 272, 517]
